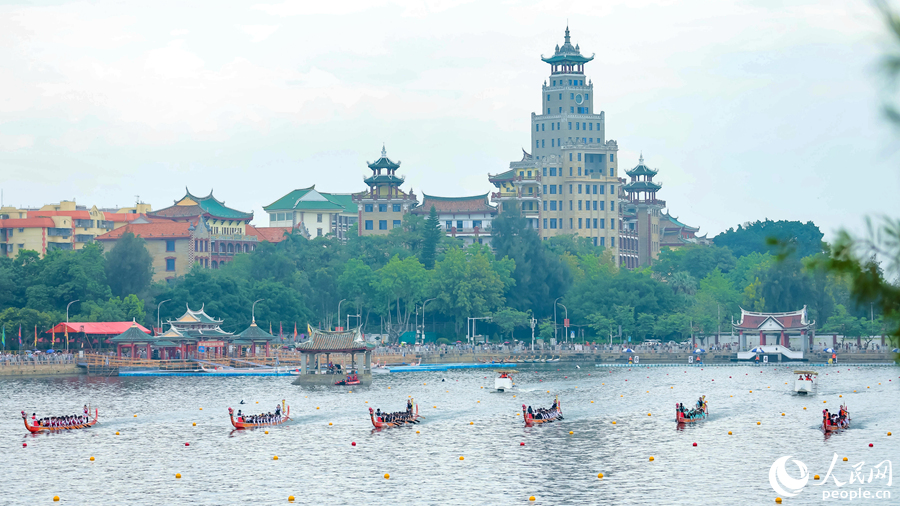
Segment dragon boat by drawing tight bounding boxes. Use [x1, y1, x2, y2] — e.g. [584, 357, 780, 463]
[822, 405, 850, 432]
[676, 399, 708, 423]
[334, 373, 361, 386]
[228, 404, 290, 429]
[369, 405, 420, 428]
[523, 398, 562, 426]
[22, 409, 98, 433]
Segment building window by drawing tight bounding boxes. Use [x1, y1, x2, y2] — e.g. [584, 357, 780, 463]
[163, 240, 175, 252]
[578, 167, 582, 176]
[473, 220, 482, 229]
[568, 153, 572, 162]
[378, 204, 387, 212]
[569, 218, 573, 229]
[543, 184, 547, 194]
[550, 219, 557, 229]
[599, 185, 605, 195]
[549, 186, 556, 195]
[446, 221, 453, 230]
[543, 201, 547, 211]
[551, 123, 555, 131]
[570, 93, 574, 99]
[578, 200, 582, 210]
[570, 107, 574, 113]
[543, 168, 547, 176]
[317, 228, 323, 237]
[593, 200, 598, 211]
[569, 201, 573, 211]
[610, 185, 615, 195]
[536, 124, 539, 132]
[569, 184, 573, 193]
[611, 201, 615, 211]
[393, 220, 401, 229]
[378, 220, 387, 230]
[392, 204, 401, 212]
[600, 237, 605, 247]
[576, 122, 579, 130]
[543, 218, 548, 229]
[549, 201, 556, 211]
[527, 170, 531, 177]
[541, 140, 545, 148]
[365, 220, 373, 230]
[551, 139, 555, 147]
[541, 123, 545, 131]
[559, 107, 562, 113]
[568, 122, 572, 130]
[593, 219, 597, 229]
[550, 167, 556, 176]
[610, 154, 614, 162]
[586, 218, 591, 229]
[364, 204, 373, 212]
[269, 213, 276, 221]
[586, 93, 589, 100]
[166, 258, 175, 271]
[559, 93, 562, 99]
[456, 220, 463, 229]
[548, 108, 551, 114]
[599, 201, 605, 211]
[611, 237, 616, 248]
[317, 213, 323, 223]
[578, 184, 582, 194]
[600, 219, 606, 229]
[558, 185, 562, 194]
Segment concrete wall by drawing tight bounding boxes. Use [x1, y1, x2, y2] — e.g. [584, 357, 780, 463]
[0, 364, 81, 377]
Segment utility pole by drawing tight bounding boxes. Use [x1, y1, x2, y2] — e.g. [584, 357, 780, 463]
[553, 296, 562, 342]
[530, 316, 536, 352]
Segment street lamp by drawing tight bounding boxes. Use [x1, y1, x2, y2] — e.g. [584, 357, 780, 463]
[66, 300, 79, 352]
[530, 316, 537, 352]
[252, 299, 265, 324]
[156, 299, 171, 336]
[337, 298, 347, 330]
[553, 296, 562, 342]
[557, 302, 568, 343]
[421, 298, 436, 344]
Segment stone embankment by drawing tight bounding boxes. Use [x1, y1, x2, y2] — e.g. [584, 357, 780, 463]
[0, 363, 82, 377]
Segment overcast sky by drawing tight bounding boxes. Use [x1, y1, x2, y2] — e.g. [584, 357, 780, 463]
[2, 0, 899, 240]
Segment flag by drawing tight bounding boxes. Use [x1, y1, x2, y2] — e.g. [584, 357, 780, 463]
[18, 325, 22, 348]
[34, 325, 37, 347]
[2, 324, 5, 348]
[269, 322, 272, 335]
[52, 325, 56, 344]
[293, 322, 297, 338]
[279, 322, 283, 341]
[65, 326, 69, 347]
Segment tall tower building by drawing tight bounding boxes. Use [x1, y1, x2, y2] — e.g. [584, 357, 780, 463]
[353, 146, 418, 236]
[621, 154, 664, 267]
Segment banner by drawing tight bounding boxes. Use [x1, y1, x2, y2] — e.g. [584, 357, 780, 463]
[52, 325, 56, 344]
[18, 325, 22, 348]
[2, 324, 5, 348]
[34, 325, 37, 347]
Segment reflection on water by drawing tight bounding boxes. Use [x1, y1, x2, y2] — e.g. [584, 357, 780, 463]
[2, 365, 897, 505]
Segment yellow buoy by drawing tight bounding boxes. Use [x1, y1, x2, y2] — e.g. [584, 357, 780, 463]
[843, 457, 848, 462]
[728, 431, 732, 435]
[289, 496, 295, 502]
[384, 473, 390, 479]
[89, 456, 95, 461]
[480, 386, 483, 389]
[529, 497, 536, 502]
[192, 422, 196, 426]
[612, 421, 616, 424]
[388, 387, 391, 389]
[620, 395, 623, 397]
[839, 395, 842, 398]
[597, 473, 604, 479]
[750, 390, 753, 393]
[814, 475, 820, 480]
[776, 498, 782, 504]
[434, 406, 437, 408]
[569, 431, 573, 435]
[591, 401, 594, 403]
[547, 390, 550, 393]
[757, 422, 761, 425]
[273, 456, 279, 460]
[670, 386, 673, 389]
[199, 408, 202, 410]
[416, 430, 420, 434]
[115, 432, 120, 435]
[316, 407, 320, 410]
[176, 473, 181, 479]
[469, 422, 473, 425]
[134, 414, 137, 417]
[329, 423, 333, 426]
[803, 407, 807, 410]
[781, 413, 785, 416]
[459, 456, 464, 460]
[649, 456, 655, 461]
[265, 431, 268, 434]
[477, 401, 480, 403]
[53, 496, 60, 502]
[648, 413, 652, 416]
[888, 432, 892, 436]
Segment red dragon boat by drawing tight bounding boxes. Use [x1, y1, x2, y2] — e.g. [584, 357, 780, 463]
[676, 396, 708, 423]
[228, 405, 291, 429]
[822, 405, 850, 432]
[523, 398, 562, 426]
[369, 405, 419, 428]
[22, 409, 98, 433]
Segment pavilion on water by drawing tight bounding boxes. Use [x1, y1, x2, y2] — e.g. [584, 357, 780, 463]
[110, 322, 155, 359]
[733, 306, 815, 352]
[158, 304, 234, 358]
[234, 319, 278, 357]
[291, 326, 375, 385]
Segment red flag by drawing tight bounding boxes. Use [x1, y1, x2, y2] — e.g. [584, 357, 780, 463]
[293, 322, 297, 338]
[52, 325, 56, 344]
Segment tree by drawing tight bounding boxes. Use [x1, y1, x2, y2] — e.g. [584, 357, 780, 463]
[492, 308, 530, 340]
[713, 219, 825, 259]
[420, 206, 441, 269]
[105, 232, 153, 298]
[586, 313, 613, 341]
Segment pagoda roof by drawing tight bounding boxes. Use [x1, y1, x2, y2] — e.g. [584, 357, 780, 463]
[109, 322, 154, 342]
[152, 340, 178, 347]
[148, 188, 252, 221]
[660, 211, 700, 232]
[237, 322, 277, 342]
[488, 168, 516, 183]
[158, 327, 186, 339]
[626, 154, 659, 177]
[623, 181, 662, 192]
[364, 174, 405, 186]
[541, 27, 595, 65]
[411, 193, 497, 215]
[168, 304, 224, 325]
[295, 326, 373, 353]
[367, 145, 400, 170]
[263, 186, 352, 212]
[733, 307, 814, 331]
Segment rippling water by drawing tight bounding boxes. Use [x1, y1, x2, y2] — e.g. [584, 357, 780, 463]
[3, 365, 898, 505]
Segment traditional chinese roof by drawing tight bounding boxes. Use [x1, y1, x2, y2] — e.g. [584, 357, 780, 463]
[245, 225, 293, 243]
[109, 322, 154, 342]
[623, 180, 662, 192]
[152, 340, 178, 347]
[158, 327, 186, 339]
[541, 27, 594, 66]
[367, 145, 400, 170]
[626, 154, 658, 177]
[488, 168, 516, 185]
[660, 211, 700, 233]
[169, 304, 224, 325]
[236, 322, 277, 342]
[149, 188, 252, 222]
[733, 307, 814, 331]
[411, 194, 497, 215]
[295, 326, 373, 353]
[95, 221, 194, 241]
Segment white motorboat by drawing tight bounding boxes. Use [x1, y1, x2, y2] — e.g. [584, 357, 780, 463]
[493, 370, 517, 392]
[793, 370, 818, 394]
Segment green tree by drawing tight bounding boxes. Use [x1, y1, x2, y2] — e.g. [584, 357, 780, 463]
[713, 219, 825, 259]
[492, 308, 530, 340]
[420, 206, 441, 269]
[105, 232, 153, 298]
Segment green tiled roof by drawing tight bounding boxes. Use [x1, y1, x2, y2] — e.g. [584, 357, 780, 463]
[624, 181, 662, 192]
[295, 327, 373, 352]
[152, 340, 178, 347]
[626, 155, 658, 177]
[110, 323, 153, 342]
[367, 146, 400, 170]
[265, 186, 356, 213]
[187, 189, 253, 220]
[541, 27, 594, 65]
[237, 323, 277, 342]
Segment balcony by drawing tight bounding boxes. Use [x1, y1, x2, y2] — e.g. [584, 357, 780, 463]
[447, 226, 490, 236]
[211, 234, 258, 242]
[75, 235, 94, 243]
[48, 228, 71, 237]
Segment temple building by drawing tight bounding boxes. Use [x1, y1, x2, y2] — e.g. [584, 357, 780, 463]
[733, 306, 815, 354]
[264, 185, 358, 240]
[353, 146, 418, 236]
[158, 304, 235, 359]
[0, 200, 149, 258]
[96, 189, 258, 281]
[411, 193, 497, 246]
[620, 154, 664, 268]
[659, 211, 710, 249]
[490, 27, 621, 249]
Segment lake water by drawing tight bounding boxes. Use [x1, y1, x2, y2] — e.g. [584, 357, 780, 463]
[3, 365, 898, 505]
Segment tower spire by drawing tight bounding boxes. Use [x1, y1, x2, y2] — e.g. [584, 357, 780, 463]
[381, 143, 387, 158]
[564, 25, 570, 44]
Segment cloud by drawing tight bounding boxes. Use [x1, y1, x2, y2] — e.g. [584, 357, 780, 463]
[0, 134, 35, 151]
[238, 24, 280, 42]
[170, 29, 190, 36]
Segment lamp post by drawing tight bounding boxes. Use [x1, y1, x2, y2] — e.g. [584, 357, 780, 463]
[155, 299, 170, 337]
[421, 298, 436, 344]
[337, 299, 347, 330]
[530, 316, 537, 352]
[553, 296, 562, 342]
[558, 302, 568, 343]
[66, 300, 79, 352]
[252, 299, 265, 323]
[347, 313, 360, 330]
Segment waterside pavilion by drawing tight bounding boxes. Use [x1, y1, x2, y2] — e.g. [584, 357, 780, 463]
[733, 306, 815, 353]
[110, 322, 154, 359]
[291, 327, 374, 385]
[234, 320, 278, 357]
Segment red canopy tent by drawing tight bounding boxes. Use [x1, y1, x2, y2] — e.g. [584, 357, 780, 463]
[46, 322, 151, 351]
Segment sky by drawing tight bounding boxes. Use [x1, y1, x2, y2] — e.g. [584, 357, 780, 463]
[2, 0, 899, 241]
